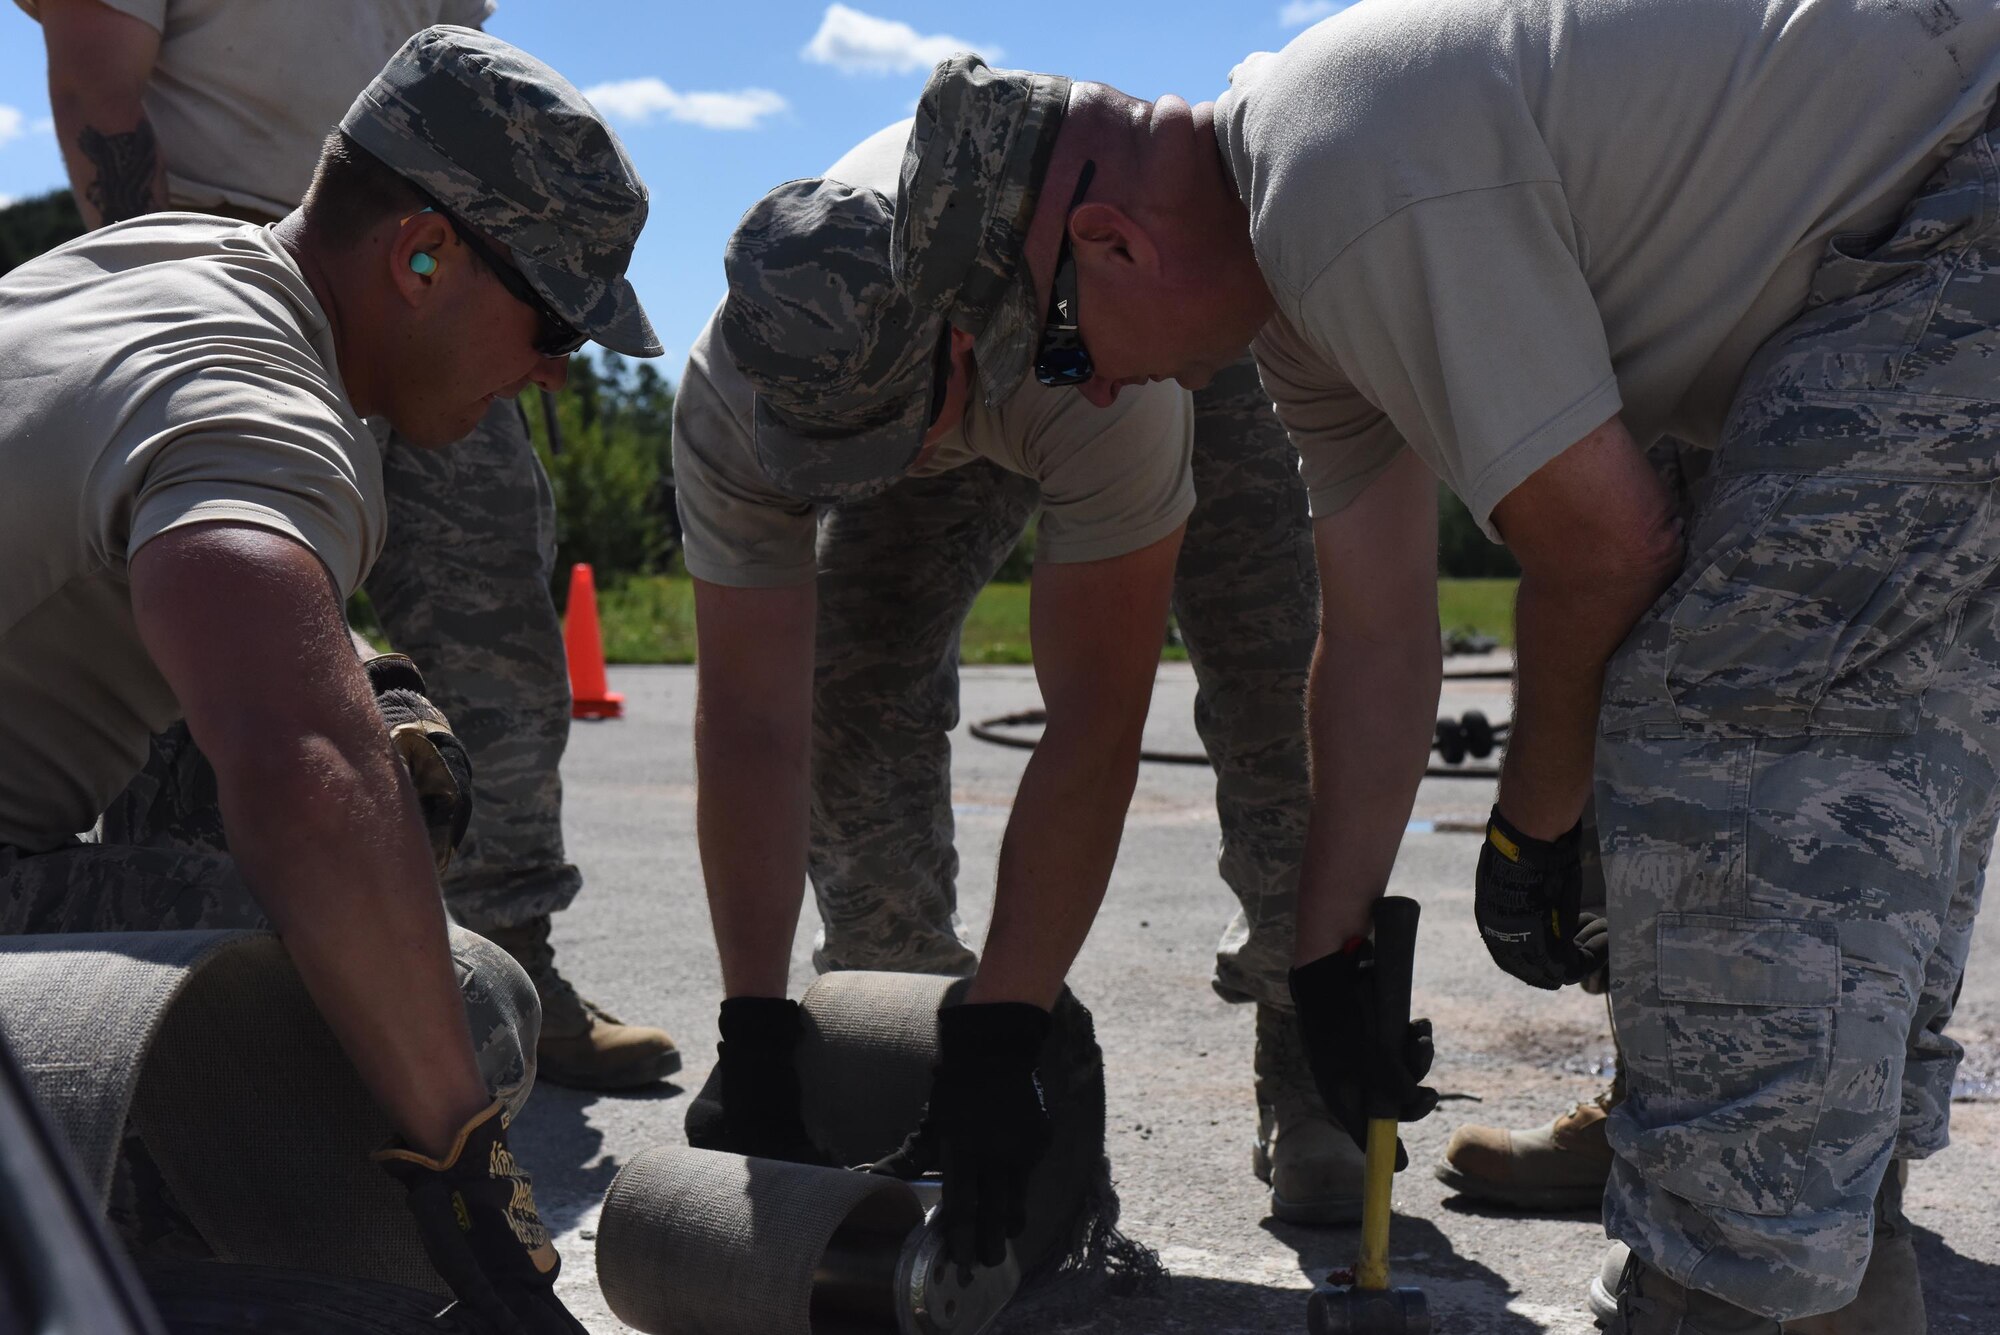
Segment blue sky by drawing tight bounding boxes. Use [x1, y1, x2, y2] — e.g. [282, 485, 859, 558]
[0, 1, 1353, 373]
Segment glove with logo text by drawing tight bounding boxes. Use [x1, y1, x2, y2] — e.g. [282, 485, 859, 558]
[1474, 806, 1608, 990]
[375, 1100, 586, 1335]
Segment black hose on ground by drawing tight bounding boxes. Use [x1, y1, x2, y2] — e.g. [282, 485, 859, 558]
[968, 704, 1509, 779]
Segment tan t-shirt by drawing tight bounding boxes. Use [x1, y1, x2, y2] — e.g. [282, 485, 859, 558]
[1216, 0, 2000, 537]
[16, 0, 493, 217]
[0, 216, 385, 852]
[674, 123, 1195, 588]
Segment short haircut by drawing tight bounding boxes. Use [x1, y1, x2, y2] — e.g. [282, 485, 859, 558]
[299, 130, 426, 247]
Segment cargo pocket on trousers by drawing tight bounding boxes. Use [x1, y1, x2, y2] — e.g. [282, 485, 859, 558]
[1808, 230, 1934, 308]
[1644, 914, 1839, 1217]
[1773, 231, 1941, 397]
[1662, 477, 1956, 736]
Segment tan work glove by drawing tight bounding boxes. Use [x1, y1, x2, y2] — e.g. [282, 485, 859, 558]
[364, 654, 473, 873]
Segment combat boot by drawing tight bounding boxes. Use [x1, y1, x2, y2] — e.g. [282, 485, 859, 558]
[1600, 1243, 1783, 1335]
[487, 915, 680, 1091]
[1784, 1161, 1923, 1335]
[1435, 1082, 1617, 1210]
[1251, 1003, 1365, 1225]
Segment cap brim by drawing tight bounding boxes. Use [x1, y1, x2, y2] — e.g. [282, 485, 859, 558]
[584, 275, 662, 358]
[751, 391, 930, 502]
[515, 257, 662, 358]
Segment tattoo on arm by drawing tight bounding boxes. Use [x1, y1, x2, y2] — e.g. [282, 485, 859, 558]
[78, 120, 159, 224]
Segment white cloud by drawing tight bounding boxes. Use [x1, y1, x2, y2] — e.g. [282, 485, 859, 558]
[0, 108, 59, 149]
[1279, 0, 1353, 27]
[0, 194, 14, 210]
[801, 4, 996, 75]
[582, 79, 788, 132]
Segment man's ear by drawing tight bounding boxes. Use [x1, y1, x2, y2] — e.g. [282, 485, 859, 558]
[388, 209, 455, 309]
[1069, 202, 1159, 275]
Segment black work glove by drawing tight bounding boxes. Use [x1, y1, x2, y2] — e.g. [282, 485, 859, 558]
[375, 1101, 585, 1335]
[1474, 806, 1608, 990]
[684, 997, 833, 1165]
[1288, 944, 1439, 1171]
[1574, 915, 1611, 995]
[366, 654, 473, 874]
[880, 1002, 1054, 1273]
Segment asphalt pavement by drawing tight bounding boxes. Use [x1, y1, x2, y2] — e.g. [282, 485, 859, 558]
[513, 662, 2000, 1335]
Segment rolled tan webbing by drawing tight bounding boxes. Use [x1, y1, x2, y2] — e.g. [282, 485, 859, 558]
[0, 926, 536, 1295]
[597, 1145, 924, 1335]
[796, 971, 964, 1165]
[0, 930, 248, 1208]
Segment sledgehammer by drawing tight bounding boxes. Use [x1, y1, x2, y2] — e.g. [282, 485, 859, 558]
[1307, 895, 1431, 1335]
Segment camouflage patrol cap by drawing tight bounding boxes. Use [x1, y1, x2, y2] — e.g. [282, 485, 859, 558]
[892, 55, 1070, 406]
[720, 177, 947, 502]
[340, 26, 661, 358]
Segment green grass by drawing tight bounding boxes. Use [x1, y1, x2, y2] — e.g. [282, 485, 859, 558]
[1438, 577, 1517, 648]
[378, 573, 1519, 665]
[957, 580, 1033, 664]
[597, 573, 698, 664]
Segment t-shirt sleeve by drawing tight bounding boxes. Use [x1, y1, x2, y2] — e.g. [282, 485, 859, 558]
[120, 365, 381, 593]
[671, 359, 817, 588]
[94, 0, 167, 30]
[1306, 181, 1623, 538]
[1007, 378, 1193, 566]
[14, 0, 164, 21]
[1252, 309, 1408, 521]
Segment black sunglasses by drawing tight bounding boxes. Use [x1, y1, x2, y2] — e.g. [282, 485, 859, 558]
[408, 202, 587, 357]
[1033, 160, 1098, 389]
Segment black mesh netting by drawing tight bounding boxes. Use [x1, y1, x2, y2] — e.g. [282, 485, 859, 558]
[1003, 987, 1169, 1309]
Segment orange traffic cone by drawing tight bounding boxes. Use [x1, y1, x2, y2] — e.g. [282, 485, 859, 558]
[564, 563, 624, 720]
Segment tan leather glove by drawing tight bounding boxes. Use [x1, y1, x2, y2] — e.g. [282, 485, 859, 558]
[365, 653, 473, 873]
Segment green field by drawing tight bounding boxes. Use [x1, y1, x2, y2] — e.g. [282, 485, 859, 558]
[596, 574, 697, 664]
[580, 574, 1517, 665]
[1437, 577, 1517, 649]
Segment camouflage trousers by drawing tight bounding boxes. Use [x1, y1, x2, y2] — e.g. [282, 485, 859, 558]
[365, 400, 581, 934]
[807, 356, 1316, 1009]
[1597, 122, 2000, 1319]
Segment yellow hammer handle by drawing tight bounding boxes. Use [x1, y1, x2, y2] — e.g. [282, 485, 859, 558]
[1356, 1118, 1398, 1291]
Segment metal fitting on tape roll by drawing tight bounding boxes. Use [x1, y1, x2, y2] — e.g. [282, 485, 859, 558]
[896, 1215, 1018, 1335]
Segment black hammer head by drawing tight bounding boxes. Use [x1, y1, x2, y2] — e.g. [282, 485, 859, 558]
[1307, 1282, 1432, 1335]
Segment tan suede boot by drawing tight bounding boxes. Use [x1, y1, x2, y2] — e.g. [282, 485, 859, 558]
[1251, 1003, 1365, 1225]
[487, 915, 680, 1091]
[1784, 1162, 1923, 1335]
[1436, 1084, 1617, 1210]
